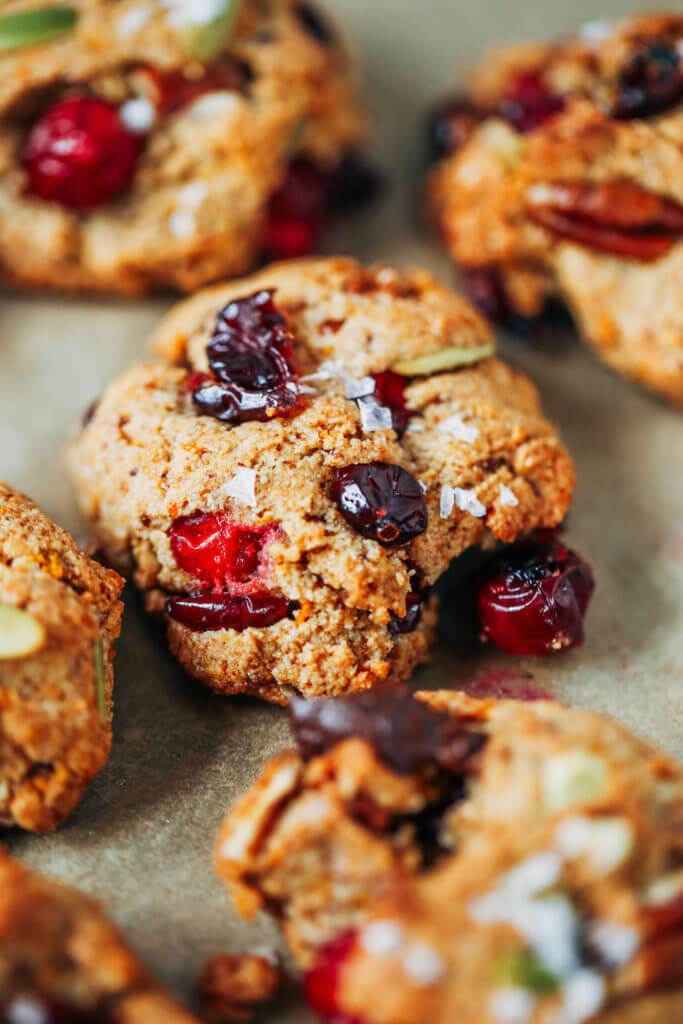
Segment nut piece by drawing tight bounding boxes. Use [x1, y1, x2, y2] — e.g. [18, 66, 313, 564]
[199, 953, 281, 1022]
[0, 604, 46, 660]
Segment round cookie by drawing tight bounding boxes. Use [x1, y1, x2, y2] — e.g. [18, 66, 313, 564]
[67, 257, 576, 704]
[0, 0, 371, 294]
[427, 12, 683, 406]
[216, 686, 683, 1024]
[0, 849, 201, 1022]
[0, 482, 123, 832]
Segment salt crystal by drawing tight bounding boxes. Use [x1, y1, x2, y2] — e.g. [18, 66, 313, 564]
[586, 921, 639, 968]
[358, 396, 393, 433]
[360, 920, 404, 956]
[345, 376, 375, 400]
[189, 92, 242, 121]
[440, 485, 455, 519]
[168, 210, 196, 239]
[402, 944, 445, 986]
[222, 468, 257, 508]
[453, 487, 486, 518]
[438, 414, 479, 444]
[119, 98, 156, 134]
[163, 0, 227, 28]
[557, 970, 606, 1024]
[500, 483, 519, 507]
[554, 816, 634, 874]
[118, 7, 152, 36]
[489, 988, 536, 1024]
[178, 182, 209, 209]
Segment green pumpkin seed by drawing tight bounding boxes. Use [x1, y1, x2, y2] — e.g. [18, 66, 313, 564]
[171, 0, 243, 61]
[0, 605, 46, 660]
[0, 6, 78, 54]
[392, 343, 495, 377]
[498, 948, 560, 994]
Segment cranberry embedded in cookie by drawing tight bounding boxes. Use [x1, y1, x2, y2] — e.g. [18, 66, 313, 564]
[427, 12, 683, 406]
[67, 257, 578, 703]
[215, 688, 683, 1024]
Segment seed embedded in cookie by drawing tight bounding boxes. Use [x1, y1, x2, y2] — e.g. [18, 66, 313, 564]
[67, 257, 579, 702]
[427, 12, 683, 407]
[215, 688, 683, 1023]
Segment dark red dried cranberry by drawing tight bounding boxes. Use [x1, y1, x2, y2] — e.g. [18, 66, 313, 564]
[331, 462, 428, 547]
[169, 512, 271, 589]
[498, 71, 565, 133]
[263, 158, 329, 260]
[371, 371, 411, 438]
[167, 592, 290, 631]
[461, 267, 510, 324]
[192, 290, 302, 424]
[138, 59, 253, 115]
[477, 533, 594, 655]
[289, 685, 486, 776]
[426, 95, 484, 160]
[328, 152, 383, 212]
[295, 2, 336, 46]
[613, 41, 682, 119]
[4, 995, 116, 1024]
[304, 932, 361, 1023]
[23, 97, 143, 210]
[389, 564, 427, 636]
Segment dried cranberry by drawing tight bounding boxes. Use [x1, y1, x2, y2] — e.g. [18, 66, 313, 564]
[498, 71, 565, 133]
[23, 97, 143, 210]
[331, 462, 427, 547]
[295, 2, 336, 46]
[138, 59, 253, 115]
[328, 152, 383, 212]
[169, 513, 272, 589]
[167, 592, 290, 631]
[191, 290, 302, 424]
[613, 41, 682, 119]
[304, 932, 362, 1023]
[289, 685, 486, 776]
[426, 95, 483, 160]
[389, 565, 427, 636]
[371, 371, 411, 438]
[263, 158, 329, 260]
[461, 267, 510, 324]
[477, 533, 594, 655]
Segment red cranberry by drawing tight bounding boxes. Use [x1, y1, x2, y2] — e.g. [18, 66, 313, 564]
[263, 158, 329, 261]
[167, 592, 290, 631]
[304, 932, 362, 1023]
[613, 41, 682, 119]
[138, 59, 253, 116]
[331, 462, 428, 547]
[192, 290, 303, 424]
[498, 71, 565, 133]
[23, 97, 143, 210]
[426, 95, 484, 160]
[477, 533, 594, 655]
[169, 513, 271, 589]
[263, 213, 321, 261]
[371, 371, 411, 438]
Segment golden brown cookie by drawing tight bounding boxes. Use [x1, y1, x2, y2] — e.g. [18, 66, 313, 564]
[0, 482, 123, 832]
[0, 0, 371, 294]
[0, 848, 200, 1021]
[427, 12, 683, 406]
[216, 686, 683, 1024]
[66, 257, 576, 703]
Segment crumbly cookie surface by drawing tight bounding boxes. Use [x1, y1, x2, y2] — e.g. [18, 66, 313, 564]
[67, 257, 575, 703]
[0, 849, 200, 1022]
[0, 482, 123, 832]
[216, 687, 683, 1024]
[428, 13, 683, 406]
[0, 0, 367, 294]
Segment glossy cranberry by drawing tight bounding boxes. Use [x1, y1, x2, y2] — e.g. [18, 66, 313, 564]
[191, 290, 302, 424]
[290, 685, 485, 776]
[23, 97, 143, 210]
[4, 994, 115, 1024]
[371, 371, 411, 438]
[613, 41, 682, 119]
[498, 72, 565, 133]
[295, 2, 336, 46]
[477, 533, 594, 655]
[426, 95, 483, 160]
[169, 513, 271, 589]
[167, 592, 290, 631]
[304, 932, 362, 1023]
[331, 462, 428, 547]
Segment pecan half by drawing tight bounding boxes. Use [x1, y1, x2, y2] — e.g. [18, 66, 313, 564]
[527, 180, 683, 262]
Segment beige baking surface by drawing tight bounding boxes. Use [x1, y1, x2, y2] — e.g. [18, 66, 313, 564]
[1, 1, 681, 1018]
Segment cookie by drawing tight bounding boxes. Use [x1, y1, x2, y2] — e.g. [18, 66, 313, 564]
[427, 12, 683, 406]
[0, 848, 200, 1022]
[66, 257, 577, 704]
[216, 686, 683, 1024]
[0, 0, 373, 294]
[0, 482, 123, 832]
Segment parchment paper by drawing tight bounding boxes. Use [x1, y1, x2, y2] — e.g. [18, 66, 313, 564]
[2, 1, 681, 1018]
